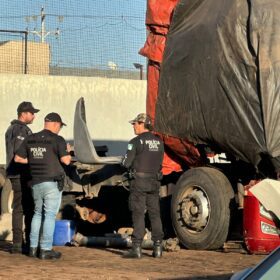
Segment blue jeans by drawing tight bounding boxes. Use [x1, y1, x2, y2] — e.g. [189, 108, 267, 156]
[30, 182, 62, 250]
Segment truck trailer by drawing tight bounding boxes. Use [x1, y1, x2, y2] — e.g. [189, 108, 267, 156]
[1, 0, 280, 254]
[139, 0, 280, 253]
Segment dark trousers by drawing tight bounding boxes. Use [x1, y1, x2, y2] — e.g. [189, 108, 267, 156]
[129, 179, 163, 244]
[10, 178, 34, 245]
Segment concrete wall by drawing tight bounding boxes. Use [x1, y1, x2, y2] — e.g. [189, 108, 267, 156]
[0, 74, 147, 164]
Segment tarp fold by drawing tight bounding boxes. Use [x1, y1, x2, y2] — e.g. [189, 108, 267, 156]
[155, 0, 280, 171]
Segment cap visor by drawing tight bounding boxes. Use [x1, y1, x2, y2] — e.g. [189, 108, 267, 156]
[31, 108, 40, 113]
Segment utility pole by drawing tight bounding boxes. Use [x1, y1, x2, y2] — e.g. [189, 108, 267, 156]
[28, 7, 59, 42]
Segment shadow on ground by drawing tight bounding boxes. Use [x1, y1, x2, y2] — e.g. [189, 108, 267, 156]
[0, 240, 12, 253]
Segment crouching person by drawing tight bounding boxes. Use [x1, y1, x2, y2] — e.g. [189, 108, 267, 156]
[15, 113, 71, 260]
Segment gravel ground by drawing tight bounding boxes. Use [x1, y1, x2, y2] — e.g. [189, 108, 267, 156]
[0, 239, 265, 280]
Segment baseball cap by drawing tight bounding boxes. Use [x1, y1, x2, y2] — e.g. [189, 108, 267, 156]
[44, 112, 66, 126]
[17, 101, 40, 114]
[129, 113, 151, 125]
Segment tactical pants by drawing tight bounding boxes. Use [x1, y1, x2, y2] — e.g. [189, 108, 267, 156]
[10, 178, 34, 245]
[129, 178, 164, 244]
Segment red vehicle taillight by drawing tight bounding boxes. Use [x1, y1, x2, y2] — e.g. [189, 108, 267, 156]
[243, 190, 280, 254]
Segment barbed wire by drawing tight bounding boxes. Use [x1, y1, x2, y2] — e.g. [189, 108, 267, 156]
[0, 14, 143, 20]
[0, 1, 147, 79]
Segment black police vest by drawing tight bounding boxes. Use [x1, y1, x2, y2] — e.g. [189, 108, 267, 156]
[26, 131, 64, 182]
[133, 132, 164, 174]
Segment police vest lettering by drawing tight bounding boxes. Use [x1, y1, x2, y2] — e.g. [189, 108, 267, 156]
[145, 140, 160, 151]
[30, 147, 47, 159]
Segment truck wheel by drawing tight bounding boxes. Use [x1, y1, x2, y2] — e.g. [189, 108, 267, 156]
[1, 179, 13, 214]
[171, 167, 234, 250]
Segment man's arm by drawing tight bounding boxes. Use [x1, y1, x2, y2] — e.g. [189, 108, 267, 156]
[14, 137, 29, 164]
[14, 154, 28, 164]
[60, 155, 71, 165]
[14, 125, 31, 153]
[122, 139, 137, 169]
[58, 139, 71, 165]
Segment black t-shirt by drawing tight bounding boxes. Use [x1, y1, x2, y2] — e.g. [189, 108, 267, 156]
[16, 129, 69, 185]
[5, 119, 33, 178]
[122, 131, 164, 174]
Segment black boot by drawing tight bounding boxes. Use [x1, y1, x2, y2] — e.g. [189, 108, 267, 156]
[10, 243, 22, 254]
[123, 244, 142, 259]
[152, 241, 163, 258]
[39, 249, 62, 260]
[29, 247, 38, 258]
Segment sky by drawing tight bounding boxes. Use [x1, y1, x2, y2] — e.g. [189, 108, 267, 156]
[0, 0, 147, 71]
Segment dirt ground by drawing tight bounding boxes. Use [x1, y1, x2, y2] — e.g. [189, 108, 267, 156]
[0, 241, 265, 280]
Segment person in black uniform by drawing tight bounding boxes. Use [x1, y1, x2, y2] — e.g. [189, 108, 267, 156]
[5, 101, 40, 254]
[122, 113, 164, 258]
[15, 112, 71, 260]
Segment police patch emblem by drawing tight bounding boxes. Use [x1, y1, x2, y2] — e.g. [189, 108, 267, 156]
[128, 144, 133, 150]
[17, 136, 25, 140]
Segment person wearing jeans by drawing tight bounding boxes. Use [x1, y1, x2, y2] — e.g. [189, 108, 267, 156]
[15, 112, 71, 260]
[30, 182, 62, 251]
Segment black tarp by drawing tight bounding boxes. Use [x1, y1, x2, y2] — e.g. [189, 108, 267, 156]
[155, 0, 280, 171]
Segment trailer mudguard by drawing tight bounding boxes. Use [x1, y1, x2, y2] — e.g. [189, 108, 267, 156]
[73, 97, 122, 165]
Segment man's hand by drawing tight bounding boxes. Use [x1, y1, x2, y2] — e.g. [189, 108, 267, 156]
[66, 143, 72, 153]
[14, 154, 28, 164]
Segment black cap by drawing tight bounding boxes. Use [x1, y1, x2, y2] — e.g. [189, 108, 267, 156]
[17, 101, 40, 114]
[44, 112, 66, 126]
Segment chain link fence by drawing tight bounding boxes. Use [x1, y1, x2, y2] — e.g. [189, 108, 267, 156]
[0, 0, 146, 79]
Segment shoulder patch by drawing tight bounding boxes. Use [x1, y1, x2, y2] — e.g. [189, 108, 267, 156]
[127, 144, 133, 150]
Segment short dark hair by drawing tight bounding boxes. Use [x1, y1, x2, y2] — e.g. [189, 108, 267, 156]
[144, 122, 153, 131]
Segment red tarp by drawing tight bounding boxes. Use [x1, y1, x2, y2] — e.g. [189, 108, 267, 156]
[146, 0, 178, 28]
[140, 0, 202, 174]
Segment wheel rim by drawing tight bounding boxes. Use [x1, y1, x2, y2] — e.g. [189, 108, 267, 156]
[178, 185, 210, 233]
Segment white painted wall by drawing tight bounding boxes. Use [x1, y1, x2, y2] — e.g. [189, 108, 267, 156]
[0, 74, 146, 164]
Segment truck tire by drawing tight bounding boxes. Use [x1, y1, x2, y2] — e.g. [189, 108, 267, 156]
[171, 167, 234, 250]
[1, 179, 13, 214]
